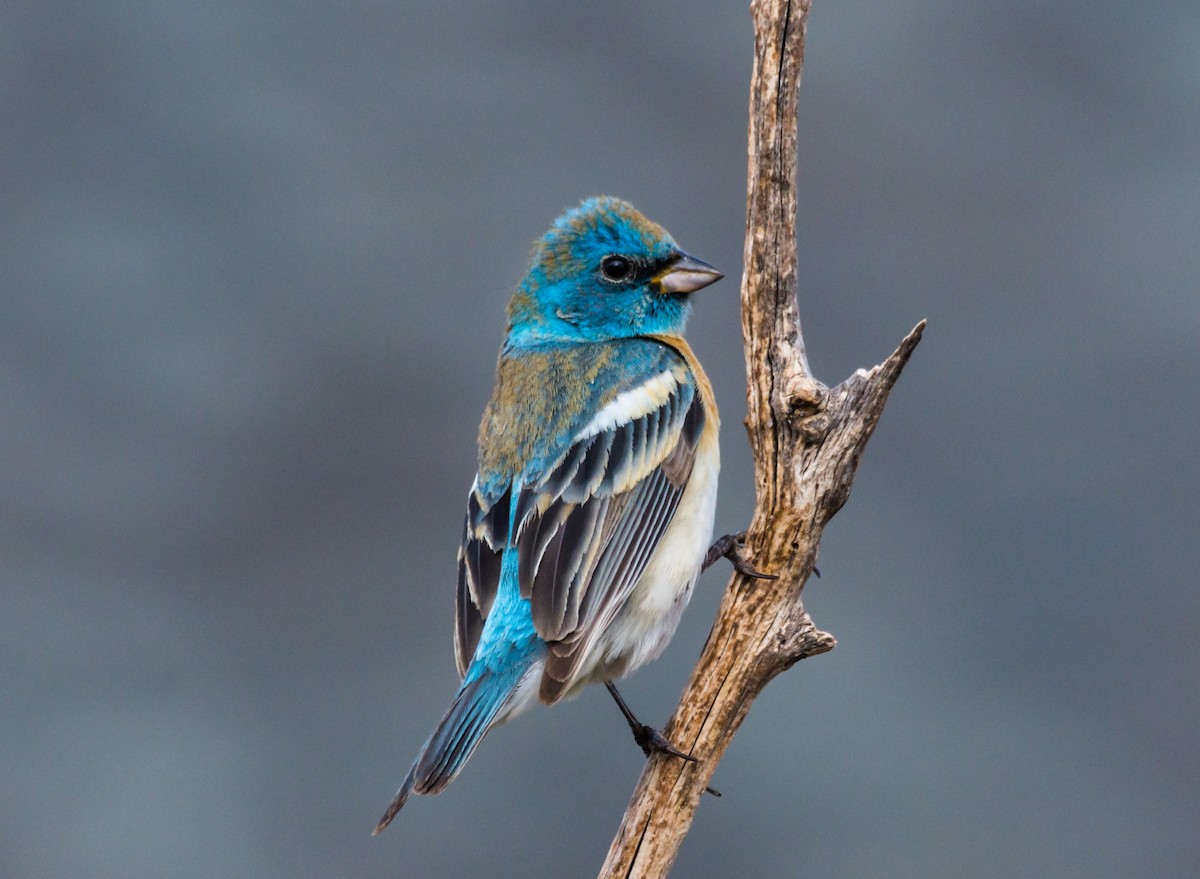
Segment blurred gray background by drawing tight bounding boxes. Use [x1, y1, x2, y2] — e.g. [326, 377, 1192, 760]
[4, 1, 1197, 876]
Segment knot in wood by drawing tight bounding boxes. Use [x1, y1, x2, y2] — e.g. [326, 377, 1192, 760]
[780, 376, 827, 418]
[797, 411, 832, 443]
[776, 377, 831, 443]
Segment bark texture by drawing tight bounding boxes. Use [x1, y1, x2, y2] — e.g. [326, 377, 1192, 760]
[596, 1, 925, 876]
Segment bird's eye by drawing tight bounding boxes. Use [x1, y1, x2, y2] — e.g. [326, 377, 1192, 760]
[600, 255, 633, 283]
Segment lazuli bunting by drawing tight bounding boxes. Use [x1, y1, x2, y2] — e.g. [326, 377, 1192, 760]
[375, 197, 726, 834]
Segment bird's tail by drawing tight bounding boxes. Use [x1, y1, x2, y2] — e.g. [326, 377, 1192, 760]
[372, 666, 522, 835]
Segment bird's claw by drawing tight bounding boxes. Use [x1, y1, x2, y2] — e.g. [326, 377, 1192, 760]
[703, 532, 777, 580]
[634, 724, 722, 796]
[605, 680, 721, 796]
[633, 723, 697, 762]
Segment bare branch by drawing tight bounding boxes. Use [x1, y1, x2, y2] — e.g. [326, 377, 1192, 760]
[596, 0, 924, 876]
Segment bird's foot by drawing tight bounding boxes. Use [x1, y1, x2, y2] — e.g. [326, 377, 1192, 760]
[702, 532, 777, 580]
[635, 724, 723, 796]
[605, 681, 721, 796]
[631, 722, 697, 762]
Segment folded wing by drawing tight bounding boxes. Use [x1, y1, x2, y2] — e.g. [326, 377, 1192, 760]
[455, 368, 704, 700]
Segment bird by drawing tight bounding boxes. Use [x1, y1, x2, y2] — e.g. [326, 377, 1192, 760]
[374, 196, 736, 835]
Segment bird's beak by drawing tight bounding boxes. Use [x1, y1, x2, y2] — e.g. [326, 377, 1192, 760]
[654, 250, 724, 294]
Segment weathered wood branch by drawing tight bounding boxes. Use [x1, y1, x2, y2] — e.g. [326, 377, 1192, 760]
[596, 0, 925, 876]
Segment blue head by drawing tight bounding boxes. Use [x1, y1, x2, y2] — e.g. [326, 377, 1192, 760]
[505, 197, 723, 348]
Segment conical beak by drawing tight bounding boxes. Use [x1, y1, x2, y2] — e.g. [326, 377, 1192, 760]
[654, 250, 724, 294]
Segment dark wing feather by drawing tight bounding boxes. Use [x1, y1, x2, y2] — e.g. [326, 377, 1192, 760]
[528, 495, 612, 637]
[454, 483, 509, 677]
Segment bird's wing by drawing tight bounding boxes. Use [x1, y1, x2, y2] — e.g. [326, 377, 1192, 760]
[454, 478, 511, 678]
[528, 380, 704, 703]
[454, 355, 705, 696]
